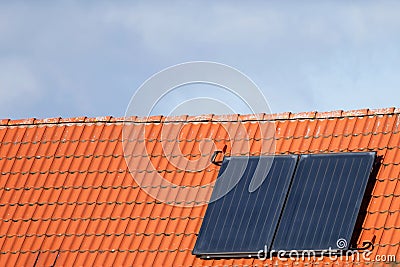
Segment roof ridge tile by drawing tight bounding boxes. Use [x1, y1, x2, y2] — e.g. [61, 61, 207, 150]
[84, 116, 112, 123]
[7, 118, 36, 125]
[34, 117, 61, 124]
[264, 112, 291, 120]
[187, 114, 214, 122]
[238, 113, 266, 121]
[135, 115, 163, 123]
[59, 117, 86, 123]
[342, 108, 369, 117]
[162, 115, 188, 122]
[1, 107, 399, 126]
[0, 119, 10, 125]
[290, 111, 317, 119]
[113, 115, 136, 122]
[315, 110, 343, 118]
[368, 107, 396, 115]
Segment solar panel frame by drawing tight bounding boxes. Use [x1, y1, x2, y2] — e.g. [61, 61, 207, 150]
[193, 155, 298, 257]
[272, 152, 376, 252]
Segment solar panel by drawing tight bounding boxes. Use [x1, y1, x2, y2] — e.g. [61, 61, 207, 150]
[272, 152, 375, 251]
[193, 155, 298, 257]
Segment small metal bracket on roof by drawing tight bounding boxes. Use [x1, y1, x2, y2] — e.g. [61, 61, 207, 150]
[211, 145, 227, 166]
[350, 235, 375, 251]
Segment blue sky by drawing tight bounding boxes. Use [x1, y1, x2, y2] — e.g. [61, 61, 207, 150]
[1, 1, 400, 119]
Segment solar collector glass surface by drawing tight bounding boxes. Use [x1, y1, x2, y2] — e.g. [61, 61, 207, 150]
[272, 152, 375, 251]
[193, 155, 298, 256]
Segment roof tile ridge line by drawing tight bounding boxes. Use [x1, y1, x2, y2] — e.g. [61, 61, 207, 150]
[156, 107, 399, 122]
[2, 107, 399, 126]
[280, 107, 399, 121]
[0, 116, 118, 126]
[120, 108, 398, 123]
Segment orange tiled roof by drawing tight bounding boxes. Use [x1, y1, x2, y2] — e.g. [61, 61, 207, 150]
[0, 108, 399, 266]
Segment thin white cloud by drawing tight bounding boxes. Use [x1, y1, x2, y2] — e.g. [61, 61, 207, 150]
[100, 2, 400, 49]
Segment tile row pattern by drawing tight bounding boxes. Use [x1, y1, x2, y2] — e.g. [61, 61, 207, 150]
[0, 108, 399, 266]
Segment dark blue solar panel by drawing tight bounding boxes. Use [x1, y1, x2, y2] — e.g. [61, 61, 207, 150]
[272, 152, 375, 251]
[193, 155, 298, 257]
